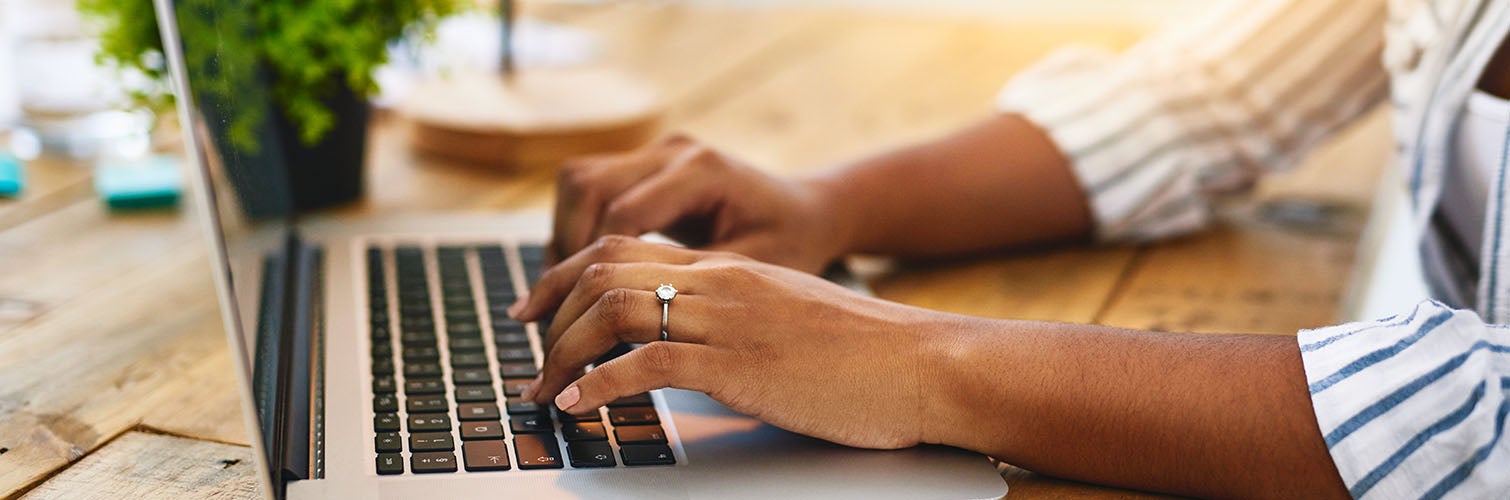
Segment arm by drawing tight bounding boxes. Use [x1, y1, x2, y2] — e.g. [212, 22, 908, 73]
[924, 320, 1347, 498]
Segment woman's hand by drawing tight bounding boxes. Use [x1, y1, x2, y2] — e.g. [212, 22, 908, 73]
[548, 134, 849, 274]
[511, 235, 957, 450]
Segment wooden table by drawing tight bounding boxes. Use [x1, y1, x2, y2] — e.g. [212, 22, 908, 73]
[0, 3, 1391, 498]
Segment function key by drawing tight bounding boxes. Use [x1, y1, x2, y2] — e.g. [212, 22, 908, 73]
[411, 452, 459, 473]
[463, 441, 512, 472]
[607, 407, 659, 426]
[619, 444, 675, 466]
[513, 434, 563, 469]
[567, 441, 616, 468]
[376, 453, 404, 475]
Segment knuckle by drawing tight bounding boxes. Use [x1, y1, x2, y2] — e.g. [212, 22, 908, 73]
[580, 263, 616, 288]
[558, 160, 598, 192]
[661, 132, 695, 147]
[592, 234, 637, 257]
[638, 341, 678, 377]
[596, 288, 636, 328]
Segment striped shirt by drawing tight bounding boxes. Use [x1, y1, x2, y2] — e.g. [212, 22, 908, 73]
[997, 0, 1510, 497]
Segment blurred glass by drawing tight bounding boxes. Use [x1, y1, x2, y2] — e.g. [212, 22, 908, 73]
[4, 0, 151, 160]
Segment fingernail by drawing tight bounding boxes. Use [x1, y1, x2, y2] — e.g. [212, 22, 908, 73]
[508, 293, 529, 319]
[555, 385, 581, 411]
[521, 375, 542, 401]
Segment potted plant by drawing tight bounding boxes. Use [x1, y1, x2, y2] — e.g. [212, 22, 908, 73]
[82, 0, 460, 216]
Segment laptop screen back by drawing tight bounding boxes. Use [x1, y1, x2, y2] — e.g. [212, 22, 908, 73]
[154, 0, 305, 495]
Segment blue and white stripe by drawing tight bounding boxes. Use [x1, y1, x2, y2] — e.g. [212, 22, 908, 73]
[998, 0, 1510, 497]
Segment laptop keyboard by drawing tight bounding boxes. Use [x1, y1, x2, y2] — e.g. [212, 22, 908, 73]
[367, 243, 676, 475]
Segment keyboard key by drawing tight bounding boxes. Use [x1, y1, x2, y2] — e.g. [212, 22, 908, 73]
[372, 376, 396, 394]
[502, 378, 532, 397]
[562, 422, 607, 442]
[505, 397, 543, 415]
[614, 425, 667, 444]
[499, 362, 538, 378]
[372, 359, 394, 376]
[455, 386, 496, 402]
[373, 394, 398, 413]
[405, 363, 443, 378]
[461, 420, 505, 440]
[371, 342, 392, 358]
[494, 330, 529, 346]
[410, 432, 455, 452]
[407, 395, 448, 413]
[458, 403, 500, 421]
[607, 393, 653, 407]
[374, 413, 401, 432]
[496, 347, 534, 362]
[412, 452, 458, 473]
[463, 441, 512, 471]
[376, 453, 404, 475]
[608, 407, 659, 426]
[453, 368, 491, 385]
[403, 346, 439, 361]
[567, 441, 616, 468]
[449, 337, 487, 352]
[408, 414, 452, 432]
[513, 434, 563, 469]
[449, 322, 482, 336]
[406, 379, 445, 395]
[402, 332, 438, 347]
[557, 409, 602, 423]
[375, 432, 402, 453]
[510, 414, 555, 434]
[619, 444, 675, 466]
[450, 352, 488, 368]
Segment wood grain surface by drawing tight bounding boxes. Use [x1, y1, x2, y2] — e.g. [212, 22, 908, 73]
[0, 3, 1386, 498]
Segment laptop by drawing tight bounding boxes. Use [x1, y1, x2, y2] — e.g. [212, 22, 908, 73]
[153, 1, 1009, 498]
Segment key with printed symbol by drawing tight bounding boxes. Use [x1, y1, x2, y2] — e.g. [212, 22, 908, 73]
[455, 386, 496, 403]
[461, 421, 505, 440]
[567, 441, 616, 468]
[499, 362, 538, 378]
[408, 414, 452, 432]
[406, 379, 445, 395]
[607, 407, 659, 426]
[411, 452, 459, 473]
[510, 414, 554, 433]
[450, 352, 488, 368]
[613, 425, 667, 444]
[463, 441, 512, 471]
[458, 403, 500, 421]
[375, 432, 403, 453]
[374, 413, 401, 432]
[562, 422, 607, 442]
[373, 394, 398, 413]
[502, 378, 532, 397]
[607, 393, 653, 407]
[376, 453, 404, 475]
[372, 377, 396, 394]
[620, 444, 675, 466]
[505, 397, 542, 415]
[495, 347, 534, 362]
[407, 395, 448, 413]
[513, 434, 563, 469]
[410, 432, 455, 452]
[453, 368, 491, 385]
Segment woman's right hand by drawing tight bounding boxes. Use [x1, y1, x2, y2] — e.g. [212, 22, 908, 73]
[548, 134, 850, 274]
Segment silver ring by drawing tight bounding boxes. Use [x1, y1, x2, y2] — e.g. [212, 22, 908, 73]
[655, 284, 677, 342]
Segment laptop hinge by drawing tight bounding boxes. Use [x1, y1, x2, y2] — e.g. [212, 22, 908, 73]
[267, 231, 321, 497]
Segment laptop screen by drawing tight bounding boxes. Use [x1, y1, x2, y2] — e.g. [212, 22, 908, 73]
[155, 0, 307, 494]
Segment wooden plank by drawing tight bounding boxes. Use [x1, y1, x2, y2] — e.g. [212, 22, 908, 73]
[1096, 108, 1393, 334]
[18, 431, 257, 500]
[870, 246, 1137, 324]
[0, 155, 96, 235]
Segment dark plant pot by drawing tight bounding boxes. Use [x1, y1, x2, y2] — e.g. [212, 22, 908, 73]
[274, 84, 370, 212]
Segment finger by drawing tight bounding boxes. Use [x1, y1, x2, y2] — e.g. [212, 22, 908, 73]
[592, 146, 727, 241]
[529, 289, 717, 404]
[510, 235, 703, 321]
[551, 341, 724, 414]
[551, 138, 694, 259]
[541, 262, 709, 356]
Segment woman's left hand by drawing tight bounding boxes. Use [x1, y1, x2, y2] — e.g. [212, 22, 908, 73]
[509, 235, 957, 450]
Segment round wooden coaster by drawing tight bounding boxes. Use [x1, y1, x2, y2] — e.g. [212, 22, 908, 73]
[401, 66, 662, 170]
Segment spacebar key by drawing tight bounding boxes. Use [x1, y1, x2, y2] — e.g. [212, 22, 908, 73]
[513, 434, 563, 469]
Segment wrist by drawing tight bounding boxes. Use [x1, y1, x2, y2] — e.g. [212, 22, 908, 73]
[906, 311, 987, 449]
[798, 173, 865, 260]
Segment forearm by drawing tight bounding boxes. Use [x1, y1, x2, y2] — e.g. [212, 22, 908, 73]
[918, 318, 1347, 498]
[807, 113, 1091, 258]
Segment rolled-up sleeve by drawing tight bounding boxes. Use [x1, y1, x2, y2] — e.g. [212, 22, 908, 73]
[1298, 300, 1509, 499]
[997, 0, 1389, 242]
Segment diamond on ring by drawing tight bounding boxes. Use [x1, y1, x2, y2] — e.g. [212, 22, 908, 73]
[656, 284, 678, 302]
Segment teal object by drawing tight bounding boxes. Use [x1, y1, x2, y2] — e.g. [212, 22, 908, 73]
[0, 153, 21, 197]
[95, 155, 183, 210]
